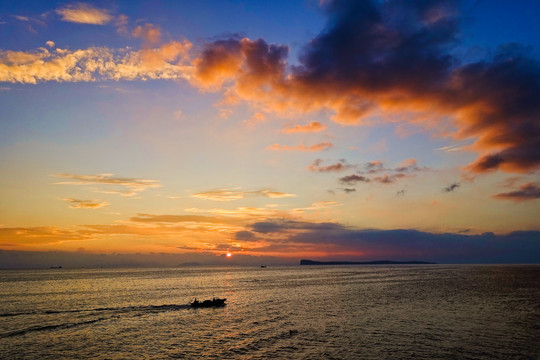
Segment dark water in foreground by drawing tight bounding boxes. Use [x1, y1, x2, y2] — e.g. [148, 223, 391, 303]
[0, 265, 538, 359]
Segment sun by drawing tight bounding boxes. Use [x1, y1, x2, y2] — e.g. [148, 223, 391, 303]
[226, 253, 232, 257]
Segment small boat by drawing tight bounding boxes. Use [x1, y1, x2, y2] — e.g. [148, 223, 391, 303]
[190, 297, 226, 308]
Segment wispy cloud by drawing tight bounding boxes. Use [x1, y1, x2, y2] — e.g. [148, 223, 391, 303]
[130, 214, 235, 225]
[13, 15, 30, 22]
[337, 159, 424, 188]
[56, 3, 113, 25]
[132, 23, 161, 44]
[242, 112, 266, 127]
[64, 198, 109, 209]
[53, 173, 161, 197]
[266, 142, 333, 152]
[281, 121, 326, 133]
[437, 144, 467, 153]
[192, 188, 296, 201]
[0, 226, 90, 245]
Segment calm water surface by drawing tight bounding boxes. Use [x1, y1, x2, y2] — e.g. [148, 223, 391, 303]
[0, 265, 538, 359]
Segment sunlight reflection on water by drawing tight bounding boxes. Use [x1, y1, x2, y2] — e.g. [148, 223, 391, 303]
[0, 265, 538, 359]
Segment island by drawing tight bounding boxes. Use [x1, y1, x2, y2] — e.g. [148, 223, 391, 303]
[300, 259, 436, 265]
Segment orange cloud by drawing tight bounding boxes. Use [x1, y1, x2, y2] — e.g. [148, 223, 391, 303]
[132, 23, 161, 44]
[281, 121, 326, 133]
[53, 173, 161, 196]
[0, 42, 192, 84]
[56, 3, 113, 25]
[191, 188, 296, 201]
[0, 226, 91, 245]
[188, 1, 540, 175]
[267, 142, 333, 152]
[63, 198, 109, 209]
[242, 112, 266, 127]
[308, 159, 351, 172]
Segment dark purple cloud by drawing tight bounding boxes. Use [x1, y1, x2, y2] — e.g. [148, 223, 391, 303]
[235, 230, 257, 241]
[288, 228, 540, 264]
[339, 174, 370, 185]
[494, 182, 540, 202]
[444, 182, 460, 192]
[250, 220, 346, 234]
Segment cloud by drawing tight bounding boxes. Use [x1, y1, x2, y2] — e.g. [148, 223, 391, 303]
[394, 158, 426, 173]
[250, 220, 346, 234]
[0, 226, 90, 245]
[173, 109, 183, 119]
[493, 182, 540, 202]
[373, 173, 408, 184]
[343, 188, 356, 193]
[190, 0, 540, 174]
[64, 198, 109, 209]
[308, 158, 351, 172]
[130, 213, 234, 224]
[53, 173, 161, 196]
[365, 161, 385, 173]
[242, 112, 266, 127]
[437, 144, 467, 152]
[115, 14, 129, 35]
[267, 142, 333, 151]
[45, 41, 55, 48]
[0, 42, 192, 84]
[286, 228, 540, 263]
[339, 174, 370, 185]
[336, 158, 422, 187]
[191, 188, 296, 201]
[56, 3, 113, 25]
[444, 182, 460, 192]
[13, 15, 30, 21]
[281, 121, 326, 133]
[132, 23, 161, 44]
[234, 230, 257, 241]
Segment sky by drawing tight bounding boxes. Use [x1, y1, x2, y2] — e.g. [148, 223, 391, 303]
[0, 0, 539, 267]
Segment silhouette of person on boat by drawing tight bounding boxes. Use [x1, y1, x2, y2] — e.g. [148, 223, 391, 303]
[190, 297, 226, 308]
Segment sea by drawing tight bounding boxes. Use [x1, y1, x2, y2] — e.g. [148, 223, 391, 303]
[0, 265, 538, 359]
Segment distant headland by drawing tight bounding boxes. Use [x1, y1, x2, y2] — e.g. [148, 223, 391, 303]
[300, 259, 436, 265]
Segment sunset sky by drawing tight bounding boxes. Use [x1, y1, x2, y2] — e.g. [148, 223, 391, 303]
[1, 0, 539, 267]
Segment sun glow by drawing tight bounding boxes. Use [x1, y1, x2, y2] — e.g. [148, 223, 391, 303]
[226, 253, 232, 257]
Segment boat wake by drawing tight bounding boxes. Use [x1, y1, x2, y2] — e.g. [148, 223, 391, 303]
[0, 304, 191, 318]
[0, 304, 191, 338]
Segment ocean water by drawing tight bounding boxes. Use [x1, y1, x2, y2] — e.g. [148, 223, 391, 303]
[0, 265, 538, 359]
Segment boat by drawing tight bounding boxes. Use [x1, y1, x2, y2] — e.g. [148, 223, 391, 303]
[190, 297, 226, 308]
